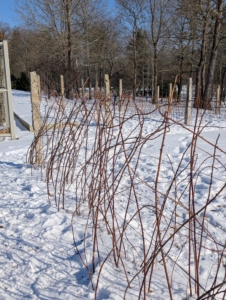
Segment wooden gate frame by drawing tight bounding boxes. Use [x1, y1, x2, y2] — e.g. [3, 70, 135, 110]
[0, 40, 16, 140]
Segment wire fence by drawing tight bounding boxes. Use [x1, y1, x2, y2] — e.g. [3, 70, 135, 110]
[27, 82, 226, 299]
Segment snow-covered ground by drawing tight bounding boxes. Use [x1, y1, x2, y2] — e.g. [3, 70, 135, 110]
[0, 92, 91, 299]
[1, 90, 226, 299]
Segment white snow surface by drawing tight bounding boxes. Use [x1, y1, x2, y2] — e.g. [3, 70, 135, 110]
[0, 90, 226, 299]
[12, 90, 33, 126]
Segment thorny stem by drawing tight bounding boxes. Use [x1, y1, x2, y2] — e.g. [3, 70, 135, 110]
[27, 80, 226, 300]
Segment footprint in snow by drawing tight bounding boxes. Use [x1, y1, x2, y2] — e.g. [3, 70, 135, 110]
[179, 136, 191, 148]
[174, 146, 185, 154]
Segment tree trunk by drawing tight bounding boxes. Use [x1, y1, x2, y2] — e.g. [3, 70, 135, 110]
[177, 61, 183, 102]
[65, 0, 73, 99]
[152, 44, 158, 104]
[133, 28, 137, 100]
[194, 9, 209, 108]
[220, 68, 226, 104]
[142, 66, 144, 97]
[202, 0, 223, 108]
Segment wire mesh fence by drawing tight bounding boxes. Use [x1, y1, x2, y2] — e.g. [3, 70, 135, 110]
[26, 81, 226, 299]
[0, 45, 6, 129]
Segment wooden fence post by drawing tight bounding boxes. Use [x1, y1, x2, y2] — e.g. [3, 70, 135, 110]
[168, 76, 179, 113]
[156, 85, 160, 107]
[119, 78, 122, 114]
[185, 78, 192, 126]
[168, 83, 172, 113]
[81, 79, 84, 96]
[216, 85, 220, 115]
[95, 74, 98, 90]
[60, 75, 65, 109]
[30, 71, 42, 164]
[0, 41, 16, 139]
[105, 74, 111, 126]
[4, 40, 16, 139]
[0, 46, 5, 127]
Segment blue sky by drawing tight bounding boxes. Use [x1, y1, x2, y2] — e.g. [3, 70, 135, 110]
[0, 0, 19, 27]
[108, 0, 116, 9]
[0, 0, 116, 27]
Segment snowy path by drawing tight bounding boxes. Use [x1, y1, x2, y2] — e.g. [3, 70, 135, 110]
[12, 90, 33, 126]
[0, 132, 91, 299]
[0, 131, 143, 299]
[0, 154, 92, 299]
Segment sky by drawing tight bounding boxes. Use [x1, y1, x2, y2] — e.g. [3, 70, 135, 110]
[0, 0, 19, 27]
[0, 0, 116, 28]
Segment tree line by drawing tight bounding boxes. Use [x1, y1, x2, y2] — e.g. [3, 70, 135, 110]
[0, 0, 226, 107]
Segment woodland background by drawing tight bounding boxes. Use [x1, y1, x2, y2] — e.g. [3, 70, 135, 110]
[0, 0, 225, 107]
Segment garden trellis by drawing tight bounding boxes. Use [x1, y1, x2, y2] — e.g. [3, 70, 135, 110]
[0, 40, 16, 140]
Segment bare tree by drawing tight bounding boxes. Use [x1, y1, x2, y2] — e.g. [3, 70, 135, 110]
[192, 0, 213, 107]
[116, 0, 145, 99]
[178, 0, 225, 108]
[170, 0, 194, 102]
[0, 22, 12, 41]
[203, 0, 224, 106]
[146, 0, 172, 104]
[75, 0, 107, 96]
[15, 0, 84, 97]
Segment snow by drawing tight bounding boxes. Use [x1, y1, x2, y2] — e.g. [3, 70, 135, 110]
[0, 90, 226, 299]
[12, 90, 33, 126]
